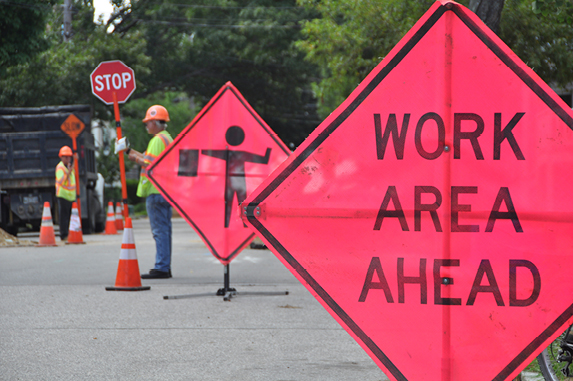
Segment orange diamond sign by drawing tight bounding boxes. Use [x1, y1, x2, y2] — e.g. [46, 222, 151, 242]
[148, 82, 290, 264]
[242, 1, 573, 380]
[60, 114, 85, 139]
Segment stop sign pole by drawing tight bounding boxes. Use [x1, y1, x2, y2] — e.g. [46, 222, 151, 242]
[90, 60, 136, 218]
[112, 92, 129, 218]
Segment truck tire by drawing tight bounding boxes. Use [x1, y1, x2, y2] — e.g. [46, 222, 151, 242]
[82, 210, 95, 235]
[2, 224, 18, 237]
[89, 190, 105, 233]
[95, 220, 105, 233]
[82, 190, 97, 234]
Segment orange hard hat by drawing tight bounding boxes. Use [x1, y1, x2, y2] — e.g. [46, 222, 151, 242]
[142, 105, 170, 123]
[59, 146, 73, 157]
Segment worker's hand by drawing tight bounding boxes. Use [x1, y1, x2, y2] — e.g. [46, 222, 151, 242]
[114, 137, 130, 154]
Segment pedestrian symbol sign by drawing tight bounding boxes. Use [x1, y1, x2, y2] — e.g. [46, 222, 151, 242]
[242, 1, 573, 380]
[147, 82, 290, 264]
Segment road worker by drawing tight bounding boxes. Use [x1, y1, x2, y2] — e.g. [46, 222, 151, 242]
[118, 105, 174, 279]
[55, 146, 76, 241]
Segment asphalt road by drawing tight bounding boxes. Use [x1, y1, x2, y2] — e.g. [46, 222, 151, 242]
[0, 217, 388, 381]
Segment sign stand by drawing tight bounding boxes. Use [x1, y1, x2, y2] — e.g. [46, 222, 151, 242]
[143, 82, 292, 302]
[163, 263, 289, 301]
[217, 264, 237, 300]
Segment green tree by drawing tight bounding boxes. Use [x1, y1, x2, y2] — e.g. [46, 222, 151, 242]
[0, 0, 152, 196]
[0, 0, 150, 113]
[295, 0, 436, 118]
[297, 0, 573, 118]
[109, 0, 322, 146]
[0, 0, 57, 73]
[502, 0, 573, 86]
[0, 0, 322, 147]
[533, 0, 573, 24]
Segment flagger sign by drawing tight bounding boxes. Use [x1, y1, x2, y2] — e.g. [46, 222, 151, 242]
[242, 1, 573, 380]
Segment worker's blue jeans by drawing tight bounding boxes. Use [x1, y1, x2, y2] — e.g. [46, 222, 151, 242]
[146, 193, 172, 272]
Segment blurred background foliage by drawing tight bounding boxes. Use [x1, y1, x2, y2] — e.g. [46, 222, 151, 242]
[296, 0, 573, 117]
[1, 0, 572, 201]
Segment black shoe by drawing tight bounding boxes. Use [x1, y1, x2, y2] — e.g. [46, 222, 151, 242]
[141, 269, 172, 279]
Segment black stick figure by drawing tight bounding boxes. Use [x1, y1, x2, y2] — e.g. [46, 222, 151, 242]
[201, 126, 271, 228]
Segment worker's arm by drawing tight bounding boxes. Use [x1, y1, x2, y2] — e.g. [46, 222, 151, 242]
[126, 149, 148, 167]
[57, 161, 73, 183]
[115, 137, 148, 167]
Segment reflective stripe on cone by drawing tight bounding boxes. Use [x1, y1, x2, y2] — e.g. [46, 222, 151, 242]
[103, 201, 117, 235]
[36, 202, 57, 247]
[67, 202, 85, 244]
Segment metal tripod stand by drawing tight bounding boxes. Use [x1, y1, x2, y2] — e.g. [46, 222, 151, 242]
[163, 263, 289, 301]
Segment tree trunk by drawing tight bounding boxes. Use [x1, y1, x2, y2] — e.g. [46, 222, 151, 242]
[468, 0, 505, 34]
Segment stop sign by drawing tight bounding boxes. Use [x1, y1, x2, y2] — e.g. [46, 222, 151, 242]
[147, 82, 290, 264]
[90, 60, 136, 105]
[242, 1, 573, 380]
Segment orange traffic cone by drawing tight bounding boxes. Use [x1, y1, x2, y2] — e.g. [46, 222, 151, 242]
[66, 202, 85, 244]
[103, 202, 118, 235]
[106, 217, 150, 291]
[115, 202, 124, 231]
[36, 202, 57, 247]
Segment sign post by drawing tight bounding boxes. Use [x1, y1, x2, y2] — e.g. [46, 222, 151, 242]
[60, 114, 85, 218]
[242, 1, 573, 380]
[90, 60, 136, 218]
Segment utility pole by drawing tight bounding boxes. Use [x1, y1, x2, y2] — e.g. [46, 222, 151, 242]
[63, 0, 72, 41]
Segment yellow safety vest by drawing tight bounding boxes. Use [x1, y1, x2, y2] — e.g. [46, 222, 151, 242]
[136, 131, 173, 198]
[55, 161, 76, 201]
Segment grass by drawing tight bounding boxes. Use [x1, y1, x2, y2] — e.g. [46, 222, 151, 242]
[520, 357, 543, 380]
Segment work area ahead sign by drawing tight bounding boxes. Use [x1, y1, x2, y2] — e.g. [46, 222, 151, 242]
[242, 1, 573, 380]
[147, 82, 289, 264]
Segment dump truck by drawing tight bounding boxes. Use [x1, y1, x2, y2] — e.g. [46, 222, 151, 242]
[0, 105, 105, 236]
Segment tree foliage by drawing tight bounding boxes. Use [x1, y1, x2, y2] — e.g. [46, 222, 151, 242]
[0, 0, 572, 147]
[0, 0, 321, 147]
[296, 0, 435, 118]
[533, 0, 573, 24]
[0, 0, 149, 116]
[0, 0, 57, 72]
[503, 0, 573, 86]
[297, 0, 573, 118]
[108, 0, 322, 146]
